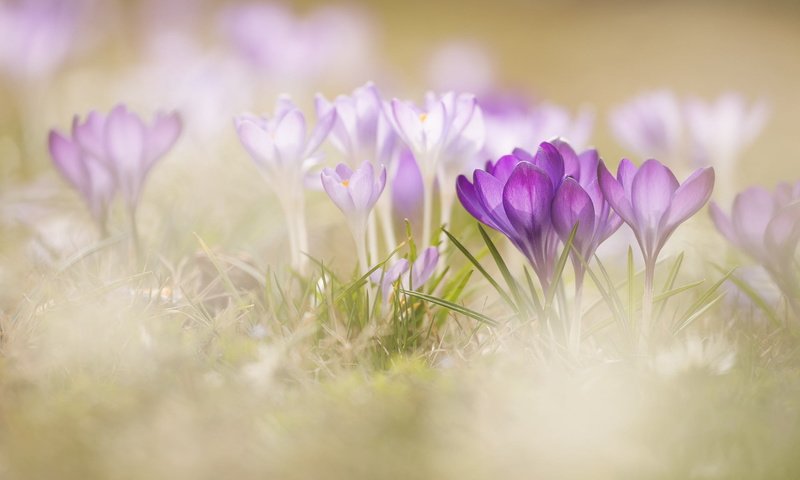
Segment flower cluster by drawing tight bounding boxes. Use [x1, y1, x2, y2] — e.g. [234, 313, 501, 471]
[48, 105, 182, 234]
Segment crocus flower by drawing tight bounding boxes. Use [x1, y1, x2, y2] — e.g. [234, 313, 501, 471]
[456, 142, 567, 289]
[550, 142, 623, 282]
[710, 183, 800, 305]
[315, 82, 397, 168]
[370, 247, 439, 304]
[390, 91, 484, 244]
[48, 105, 182, 232]
[321, 161, 387, 273]
[684, 93, 769, 201]
[599, 158, 714, 325]
[599, 159, 715, 268]
[609, 90, 683, 163]
[235, 97, 336, 272]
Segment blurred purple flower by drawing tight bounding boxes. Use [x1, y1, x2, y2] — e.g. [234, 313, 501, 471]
[235, 97, 336, 185]
[609, 90, 683, 162]
[48, 105, 182, 228]
[481, 94, 594, 159]
[391, 148, 424, 226]
[370, 247, 439, 304]
[710, 184, 800, 293]
[315, 82, 397, 168]
[684, 93, 768, 168]
[0, 0, 82, 79]
[220, 3, 375, 84]
[599, 158, 715, 268]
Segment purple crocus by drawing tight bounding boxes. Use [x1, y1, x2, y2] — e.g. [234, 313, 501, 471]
[609, 90, 683, 163]
[321, 161, 387, 273]
[48, 105, 182, 233]
[550, 141, 623, 284]
[370, 247, 439, 304]
[710, 183, 800, 307]
[456, 142, 566, 289]
[235, 97, 336, 272]
[599, 158, 714, 323]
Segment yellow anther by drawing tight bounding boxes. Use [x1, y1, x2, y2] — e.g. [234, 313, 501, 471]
[341, 179, 350, 187]
[419, 113, 428, 122]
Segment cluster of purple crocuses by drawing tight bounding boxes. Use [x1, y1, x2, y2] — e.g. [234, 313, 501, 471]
[457, 139, 715, 346]
[47, 82, 796, 335]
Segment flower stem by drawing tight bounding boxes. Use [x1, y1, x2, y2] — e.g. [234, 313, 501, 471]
[367, 212, 379, 268]
[642, 257, 656, 343]
[422, 176, 434, 248]
[569, 270, 585, 355]
[128, 205, 141, 265]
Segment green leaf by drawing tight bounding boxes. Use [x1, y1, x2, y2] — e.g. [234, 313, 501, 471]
[477, 224, 528, 315]
[400, 289, 498, 326]
[546, 223, 577, 309]
[443, 226, 517, 310]
[671, 268, 735, 334]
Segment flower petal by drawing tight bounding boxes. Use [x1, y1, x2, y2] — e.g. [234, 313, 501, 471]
[501, 161, 553, 239]
[631, 159, 679, 229]
[662, 167, 714, 231]
[274, 109, 307, 164]
[551, 177, 596, 250]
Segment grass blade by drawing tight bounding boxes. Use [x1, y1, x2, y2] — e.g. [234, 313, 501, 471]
[400, 289, 498, 326]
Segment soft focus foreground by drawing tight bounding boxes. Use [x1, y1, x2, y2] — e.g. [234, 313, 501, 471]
[1, 1, 800, 479]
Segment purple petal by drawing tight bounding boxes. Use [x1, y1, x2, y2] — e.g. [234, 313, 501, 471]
[475, 169, 516, 234]
[145, 111, 182, 169]
[598, 160, 635, 226]
[321, 167, 354, 213]
[347, 161, 376, 210]
[105, 105, 146, 204]
[274, 109, 307, 163]
[305, 106, 336, 157]
[662, 167, 714, 231]
[732, 187, 774, 254]
[551, 138, 579, 178]
[709, 202, 737, 246]
[391, 99, 423, 151]
[456, 174, 496, 229]
[551, 177, 595, 249]
[501, 162, 553, 239]
[235, 118, 274, 168]
[631, 159, 679, 229]
[410, 247, 439, 288]
[72, 111, 106, 158]
[48, 130, 88, 194]
[392, 149, 424, 223]
[533, 142, 565, 188]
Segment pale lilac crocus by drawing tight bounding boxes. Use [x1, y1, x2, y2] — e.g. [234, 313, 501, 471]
[599, 158, 715, 325]
[370, 247, 439, 305]
[710, 183, 800, 313]
[48, 105, 182, 237]
[685, 93, 769, 201]
[609, 90, 683, 164]
[321, 161, 387, 274]
[316, 83, 399, 255]
[390, 91, 484, 245]
[235, 96, 336, 273]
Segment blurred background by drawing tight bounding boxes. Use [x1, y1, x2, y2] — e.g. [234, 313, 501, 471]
[1, 0, 799, 184]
